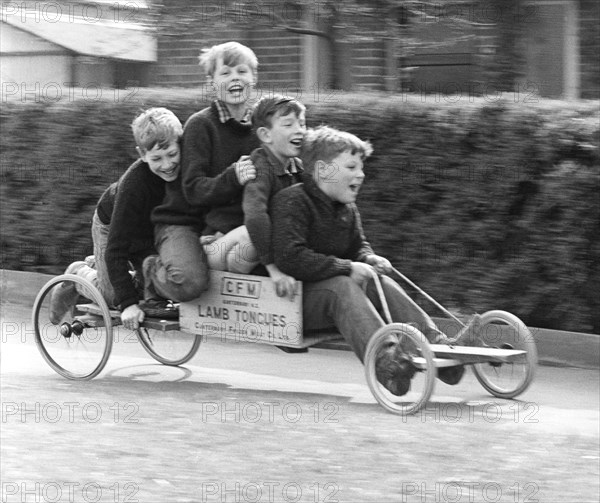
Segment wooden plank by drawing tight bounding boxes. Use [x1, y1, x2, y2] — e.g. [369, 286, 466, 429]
[76, 303, 120, 319]
[311, 337, 351, 351]
[141, 319, 181, 331]
[429, 344, 527, 364]
[76, 303, 180, 331]
[413, 357, 463, 369]
[71, 313, 108, 328]
[289, 331, 342, 349]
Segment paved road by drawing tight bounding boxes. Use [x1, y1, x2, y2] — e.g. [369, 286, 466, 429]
[1, 282, 599, 503]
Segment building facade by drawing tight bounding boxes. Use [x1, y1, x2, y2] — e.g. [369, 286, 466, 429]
[1, 0, 598, 99]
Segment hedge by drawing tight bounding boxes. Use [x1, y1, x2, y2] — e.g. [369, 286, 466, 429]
[1, 88, 598, 333]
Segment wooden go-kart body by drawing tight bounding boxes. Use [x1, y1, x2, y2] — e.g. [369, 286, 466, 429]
[33, 270, 537, 416]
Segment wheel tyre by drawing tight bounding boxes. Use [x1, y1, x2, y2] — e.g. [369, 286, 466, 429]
[136, 326, 202, 366]
[472, 310, 537, 399]
[364, 323, 437, 416]
[33, 274, 113, 380]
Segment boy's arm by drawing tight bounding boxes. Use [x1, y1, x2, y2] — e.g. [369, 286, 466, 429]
[105, 180, 147, 311]
[272, 190, 353, 282]
[243, 166, 274, 265]
[350, 206, 375, 262]
[350, 206, 392, 274]
[180, 116, 242, 206]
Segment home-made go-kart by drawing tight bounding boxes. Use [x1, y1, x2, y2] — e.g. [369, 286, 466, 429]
[32, 267, 537, 416]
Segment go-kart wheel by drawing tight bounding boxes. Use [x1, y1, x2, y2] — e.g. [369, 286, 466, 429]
[364, 323, 437, 416]
[137, 326, 201, 366]
[472, 310, 537, 399]
[33, 274, 113, 380]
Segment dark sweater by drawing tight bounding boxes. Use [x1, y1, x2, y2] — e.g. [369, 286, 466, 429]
[243, 147, 303, 265]
[98, 159, 165, 310]
[272, 175, 374, 282]
[151, 102, 259, 229]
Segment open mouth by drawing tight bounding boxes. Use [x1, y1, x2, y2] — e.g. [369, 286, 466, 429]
[162, 166, 178, 177]
[349, 183, 361, 193]
[228, 85, 244, 96]
[290, 138, 302, 147]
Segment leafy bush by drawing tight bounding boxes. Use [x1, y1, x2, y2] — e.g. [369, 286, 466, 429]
[1, 89, 598, 332]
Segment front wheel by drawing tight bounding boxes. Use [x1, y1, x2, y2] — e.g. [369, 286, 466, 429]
[364, 323, 437, 416]
[33, 274, 113, 380]
[472, 310, 537, 399]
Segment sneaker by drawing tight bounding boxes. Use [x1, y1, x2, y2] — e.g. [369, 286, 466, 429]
[375, 341, 417, 396]
[84, 255, 96, 269]
[437, 365, 466, 385]
[423, 327, 452, 345]
[139, 298, 179, 319]
[450, 314, 483, 346]
[48, 261, 87, 324]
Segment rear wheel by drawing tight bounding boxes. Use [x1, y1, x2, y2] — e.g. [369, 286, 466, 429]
[33, 275, 113, 380]
[364, 323, 437, 415]
[472, 310, 537, 398]
[137, 324, 201, 366]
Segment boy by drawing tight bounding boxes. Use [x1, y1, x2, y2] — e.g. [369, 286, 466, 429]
[148, 41, 260, 297]
[202, 94, 305, 294]
[49, 107, 182, 330]
[241, 95, 306, 297]
[272, 126, 481, 395]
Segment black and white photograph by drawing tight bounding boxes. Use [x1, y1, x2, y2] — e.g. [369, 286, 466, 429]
[1, 1, 599, 502]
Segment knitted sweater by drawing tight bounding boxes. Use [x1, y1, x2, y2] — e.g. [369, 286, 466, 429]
[243, 147, 303, 265]
[151, 101, 259, 229]
[97, 158, 165, 310]
[272, 175, 374, 282]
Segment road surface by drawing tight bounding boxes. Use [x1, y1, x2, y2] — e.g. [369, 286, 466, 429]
[1, 277, 599, 503]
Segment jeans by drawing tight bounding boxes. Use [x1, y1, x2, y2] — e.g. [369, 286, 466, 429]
[90, 210, 117, 306]
[150, 224, 210, 302]
[302, 275, 439, 362]
[202, 225, 259, 274]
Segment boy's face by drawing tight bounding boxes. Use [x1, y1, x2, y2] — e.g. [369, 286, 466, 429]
[316, 150, 365, 204]
[211, 57, 256, 107]
[260, 111, 306, 162]
[139, 140, 181, 182]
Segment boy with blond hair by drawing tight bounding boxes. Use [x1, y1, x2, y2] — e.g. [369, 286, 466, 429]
[49, 107, 183, 330]
[148, 41, 260, 297]
[272, 126, 481, 395]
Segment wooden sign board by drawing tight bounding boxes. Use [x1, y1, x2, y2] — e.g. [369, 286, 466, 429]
[179, 270, 305, 347]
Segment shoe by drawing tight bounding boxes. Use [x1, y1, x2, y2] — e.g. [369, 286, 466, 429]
[139, 298, 179, 319]
[84, 255, 96, 269]
[375, 341, 417, 396]
[48, 261, 87, 324]
[450, 314, 483, 346]
[424, 328, 452, 345]
[437, 365, 466, 385]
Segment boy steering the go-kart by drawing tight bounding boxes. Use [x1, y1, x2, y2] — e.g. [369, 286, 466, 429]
[272, 126, 482, 396]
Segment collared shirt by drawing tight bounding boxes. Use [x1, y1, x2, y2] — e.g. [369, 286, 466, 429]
[243, 147, 304, 265]
[271, 174, 374, 282]
[214, 99, 253, 124]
